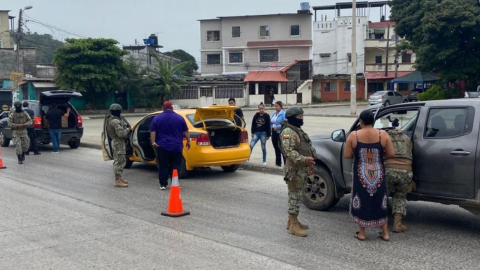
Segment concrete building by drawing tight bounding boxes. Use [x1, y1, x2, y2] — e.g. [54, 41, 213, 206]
[197, 9, 314, 106]
[0, 10, 14, 49]
[311, 1, 416, 101]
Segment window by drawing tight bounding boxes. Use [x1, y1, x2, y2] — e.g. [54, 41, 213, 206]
[374, 32, 385, 39]
[424, 107, 475, 138]
[347, 53, 352, 63]
[324, 82, 337, 92]
[207, 31, 220, 42]
[290, 25, 300, 36]
[374, 110, 419, 138]
[320, 53, 331, 58]
[206, 54, 221, 65]
[232, 26, 241, 38]
[259, 49, 278, 62]
[260, 26, 270, 38]
[344, 81, 351, 91]
[375, 56, 383, 64]
[229, 52, 243, 63]
[402, 52, 412, 63]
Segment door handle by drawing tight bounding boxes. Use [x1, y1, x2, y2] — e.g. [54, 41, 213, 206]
[450, 150, 471, 156]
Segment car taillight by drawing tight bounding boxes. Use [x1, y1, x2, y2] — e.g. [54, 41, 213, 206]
[379, 96, 383, 99]
[241, 131, 249, 143]
[196, 133, 211, 146]
[33, 116, 42, 129]
[77, 116, 83, 128]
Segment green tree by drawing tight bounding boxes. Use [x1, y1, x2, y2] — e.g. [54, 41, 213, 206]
[164, 49, 198, 76]
[53, 38, 128, 109]
[21, 32, 64, 64]
[146, 53, 190, 104]
[390, 0, 480, 90]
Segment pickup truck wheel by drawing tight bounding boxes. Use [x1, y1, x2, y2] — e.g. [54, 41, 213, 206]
[303, 166, 339, 211]
[68, 140, 80, 149]
[0, 131, 10, 147]
[221, 165, 239, 173]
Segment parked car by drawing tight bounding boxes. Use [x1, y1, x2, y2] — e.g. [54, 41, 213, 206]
[368, 90, 408, 106]
[305, 99, 480, 217]
[464, 85, 480, 98]
[407, 88, 425, 101]
[0, 90, 84, 149]
[101, 105, 250, 179]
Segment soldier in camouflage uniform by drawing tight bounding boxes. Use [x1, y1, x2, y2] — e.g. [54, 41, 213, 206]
[385, 119, 413, 232]
[8, 101, 32, 164]
[279, 106, 316, 237]
[105, 103, 130, 188]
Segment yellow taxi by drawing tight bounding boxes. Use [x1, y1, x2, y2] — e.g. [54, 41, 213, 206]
[102, 105, 251, 178]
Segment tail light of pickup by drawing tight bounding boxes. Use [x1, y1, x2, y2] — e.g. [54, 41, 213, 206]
[77, 116, 83, 128]
[33, 116, 42, 129]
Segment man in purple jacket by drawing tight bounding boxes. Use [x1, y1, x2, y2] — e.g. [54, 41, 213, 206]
[150, 101, 191, 190]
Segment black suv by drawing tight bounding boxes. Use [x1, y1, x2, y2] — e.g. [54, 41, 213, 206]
[0, 90, 84, 149]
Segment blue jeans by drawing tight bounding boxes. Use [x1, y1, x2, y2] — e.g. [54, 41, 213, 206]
[250, 131, 267, 163]
[49, 129, 61, 152]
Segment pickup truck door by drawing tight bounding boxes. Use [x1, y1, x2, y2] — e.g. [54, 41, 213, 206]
[413, 106, 477, 199]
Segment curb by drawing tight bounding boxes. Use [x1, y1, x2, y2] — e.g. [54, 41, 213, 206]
[239, 162, 283, 175]
[80, 142, 283, 175]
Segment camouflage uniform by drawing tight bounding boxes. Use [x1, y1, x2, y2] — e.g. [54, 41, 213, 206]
[8, 102, 32, 162]
[280, 106, 316, 237]
[385, 128, 413, 232]
[105, 104, 130, 187]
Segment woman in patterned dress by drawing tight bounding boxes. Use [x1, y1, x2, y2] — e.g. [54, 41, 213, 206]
[344, 110, 395, 241]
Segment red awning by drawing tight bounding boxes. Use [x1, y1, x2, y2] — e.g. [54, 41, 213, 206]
[244, 71, 288, 82]
[365, 71, 412, 80]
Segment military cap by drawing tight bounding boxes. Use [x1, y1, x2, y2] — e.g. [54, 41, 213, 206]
[109, 103, 122, 111]
[13, 101, 22, 106]
[285, 106, 304, 118]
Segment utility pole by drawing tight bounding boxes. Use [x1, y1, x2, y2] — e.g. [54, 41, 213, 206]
[394, 34, 399, 91]
[350, 0, 357, 116]
[15, 8, 23, 72]
[384, 24, 390, 88]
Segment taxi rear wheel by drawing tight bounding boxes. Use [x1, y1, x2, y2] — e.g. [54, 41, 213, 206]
[221, 165, 239, 173]
[179, 158, 189, 179]
[124, 158, 133, 169]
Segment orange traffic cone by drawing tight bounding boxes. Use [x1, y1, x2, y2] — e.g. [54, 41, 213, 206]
[161, 169, 190, 217]
[0, 151, 6, 169]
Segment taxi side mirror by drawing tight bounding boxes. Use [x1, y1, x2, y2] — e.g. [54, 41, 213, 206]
[331, 129, 346, 143]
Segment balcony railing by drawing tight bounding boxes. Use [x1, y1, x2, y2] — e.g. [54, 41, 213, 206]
[365, 39, 396, 48]
[365, 64, 415, 72]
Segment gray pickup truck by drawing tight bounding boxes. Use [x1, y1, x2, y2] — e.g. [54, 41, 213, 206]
[306, 99, 480, 216]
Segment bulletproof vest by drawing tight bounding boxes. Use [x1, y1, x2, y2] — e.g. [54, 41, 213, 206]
[387, 129, 413, 160]
[279, 122, 314, 158]
[106, 114, 124, 140]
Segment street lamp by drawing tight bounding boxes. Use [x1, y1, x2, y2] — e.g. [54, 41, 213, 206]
[24, 6, 33, 10]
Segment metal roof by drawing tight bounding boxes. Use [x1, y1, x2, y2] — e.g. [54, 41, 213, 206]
[313, 1, 388, 11]
[198, 12, 311, 21]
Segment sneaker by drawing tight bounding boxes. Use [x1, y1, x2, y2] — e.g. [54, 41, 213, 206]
[52, 151, 59, 154]
[263, 162, 267, 165]
[160, 186, 167, 190]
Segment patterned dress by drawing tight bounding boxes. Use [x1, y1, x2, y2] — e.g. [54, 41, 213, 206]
[350, 131, 388, 228]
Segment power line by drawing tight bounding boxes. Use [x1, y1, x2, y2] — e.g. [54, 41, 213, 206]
[24, 15, 87, 38]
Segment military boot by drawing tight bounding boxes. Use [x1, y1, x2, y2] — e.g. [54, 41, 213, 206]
[288, 214, 307, 237]
[24, 151, 29, 156]
[21, 153, 26, 161]
[392, 213, 409, 233]
[17, 155, 23, 164]
[286, 217, 309, 230]
[115, 175, 128, 188]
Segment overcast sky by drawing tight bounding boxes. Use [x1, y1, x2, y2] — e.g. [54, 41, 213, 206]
[7, 0, 390, 63]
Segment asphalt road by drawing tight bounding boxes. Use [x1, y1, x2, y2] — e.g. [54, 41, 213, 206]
[0, 146, 479, 269]
[81, 105, 369, 167]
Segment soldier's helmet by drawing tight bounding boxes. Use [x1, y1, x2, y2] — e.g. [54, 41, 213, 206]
[109, 103, 122, 111]
[285, 106, 304, 118]
[13, 101, 22, 106]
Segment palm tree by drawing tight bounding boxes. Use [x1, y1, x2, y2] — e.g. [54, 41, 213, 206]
[148, 53, 191, 104]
